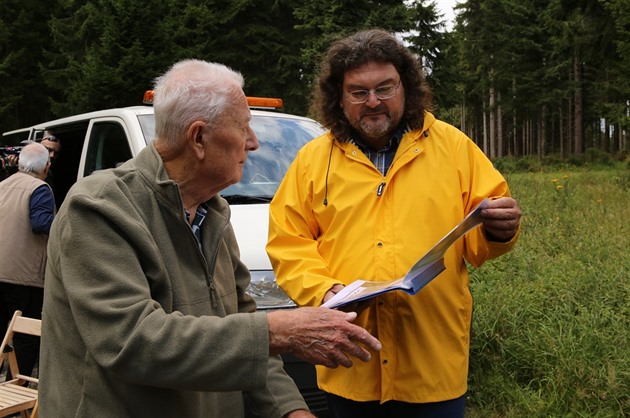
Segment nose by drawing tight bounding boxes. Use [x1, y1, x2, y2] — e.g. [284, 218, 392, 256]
[247, 127, 259, 151]
[365, 90, 382, 107]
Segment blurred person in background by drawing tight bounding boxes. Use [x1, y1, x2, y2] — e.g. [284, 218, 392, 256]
[40, 132, 61, 183]
[0, 132, 60, 188]
[0, 140, 33, 181]
[0, 142, 55, 380]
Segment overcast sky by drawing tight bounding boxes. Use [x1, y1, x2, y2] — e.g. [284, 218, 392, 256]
[434, 0, 458, 30]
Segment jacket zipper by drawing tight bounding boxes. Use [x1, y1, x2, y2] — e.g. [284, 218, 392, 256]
[202, 222, 228, 308]
[377, 182, 386, 196]
[176, 189, 221, 308]
[207, 275, 218, 307]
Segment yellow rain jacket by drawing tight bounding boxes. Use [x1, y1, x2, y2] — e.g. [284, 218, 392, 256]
[267, 112, 519, 403]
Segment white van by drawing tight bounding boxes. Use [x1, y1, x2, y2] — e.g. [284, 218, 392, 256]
[1, 97, 329, 416]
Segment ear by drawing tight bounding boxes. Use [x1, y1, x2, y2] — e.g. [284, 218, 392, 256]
[42, 161, 51, 180]
[186, 121, 207, 160]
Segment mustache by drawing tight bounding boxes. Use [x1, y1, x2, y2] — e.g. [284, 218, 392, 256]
[361, 107, 388, 117]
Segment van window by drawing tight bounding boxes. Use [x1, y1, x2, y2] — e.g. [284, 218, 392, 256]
[84, 121, 133, 176]
[138, 114, 155, 143]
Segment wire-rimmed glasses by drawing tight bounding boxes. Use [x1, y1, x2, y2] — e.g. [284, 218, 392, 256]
[344, 81, 401, 104]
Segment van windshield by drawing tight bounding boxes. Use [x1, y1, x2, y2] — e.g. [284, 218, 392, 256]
[223, 115, 324, 202]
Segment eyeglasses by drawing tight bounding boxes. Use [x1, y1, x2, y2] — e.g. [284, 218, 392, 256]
[344, 81, 401, 104]
[42, 135, 59, 142]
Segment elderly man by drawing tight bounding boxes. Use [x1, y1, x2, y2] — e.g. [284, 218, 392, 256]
[0, 142, 55, 379]
[39, 59, 381, 417]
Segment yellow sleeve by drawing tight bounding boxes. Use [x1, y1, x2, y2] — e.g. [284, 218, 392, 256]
[266, 148, 340, 307]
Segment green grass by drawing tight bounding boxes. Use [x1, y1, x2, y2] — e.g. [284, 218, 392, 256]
[466, 166, 630, 417]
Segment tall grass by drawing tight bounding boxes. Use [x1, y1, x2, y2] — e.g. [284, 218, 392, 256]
[467, 166, 630, 417]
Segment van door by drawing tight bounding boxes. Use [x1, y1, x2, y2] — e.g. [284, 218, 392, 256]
[81, 118, 134, 178]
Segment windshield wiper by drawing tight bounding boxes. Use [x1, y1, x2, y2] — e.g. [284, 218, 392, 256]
[222, 194, 272, 204]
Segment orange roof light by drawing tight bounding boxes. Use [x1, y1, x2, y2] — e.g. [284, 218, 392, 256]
[144, 90, 283, 111]
[143, 90, 154, 105]
[247, 97, 283, 110]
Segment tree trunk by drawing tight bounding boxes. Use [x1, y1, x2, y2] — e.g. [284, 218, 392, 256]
[497, 92, 504, 157]
[538, 106, 547, 158]
[489, 87, 496, 158]
[558, 105, 565, 160]
[461, 95, 466, 133]
[483, 106, 488, 155]
[568, 96, 574, 155]
[513, 113, 518, 158]
[604, 120, 610, 153]
[573, 54, 584, 154]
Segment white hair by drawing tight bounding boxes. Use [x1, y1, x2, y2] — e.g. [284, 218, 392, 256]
[18, 143, 49, 174]
[152, 59, 245, 150]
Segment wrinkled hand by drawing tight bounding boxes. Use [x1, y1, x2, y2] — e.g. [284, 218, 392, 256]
[268, 307, 382, 368]
[480, 197, 521, 242]
[285, 409, 317, 418]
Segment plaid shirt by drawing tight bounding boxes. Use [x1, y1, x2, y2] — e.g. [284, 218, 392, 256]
[349, 124, 410, 176]
[185, 202, 209, 250]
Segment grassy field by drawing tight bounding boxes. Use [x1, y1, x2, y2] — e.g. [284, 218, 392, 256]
[466, 164, 630, 417]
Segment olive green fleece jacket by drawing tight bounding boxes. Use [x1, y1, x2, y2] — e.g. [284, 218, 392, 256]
[39, 144, 307, 417]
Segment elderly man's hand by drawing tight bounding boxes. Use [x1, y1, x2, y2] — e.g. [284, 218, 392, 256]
[480, 197, 521, 242]
[268, 307, 382, 369]
[285, 409, 317, 418]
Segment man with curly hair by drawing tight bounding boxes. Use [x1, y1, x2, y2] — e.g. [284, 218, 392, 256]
[267, 29, 521, 417]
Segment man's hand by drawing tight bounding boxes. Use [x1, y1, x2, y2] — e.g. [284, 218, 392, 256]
[480, 197, 521, 242]
[285, 409, 317, 418]
[324, 284, 374, 315]
[323, 284, 345, 303]
[6, 155, 19, 167]
[268, 307, 382, 369]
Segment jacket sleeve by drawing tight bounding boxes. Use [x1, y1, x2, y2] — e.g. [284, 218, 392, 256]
[455, 131, 520, 267]
[267, 149, 341, 307]
[29, 184, 55, 234]
[246, 354, 309, 418]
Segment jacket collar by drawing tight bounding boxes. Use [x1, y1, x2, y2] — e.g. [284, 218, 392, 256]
[133, 143, 230, 218]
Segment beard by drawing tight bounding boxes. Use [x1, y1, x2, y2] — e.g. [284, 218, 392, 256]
[344, 103, 404, 142]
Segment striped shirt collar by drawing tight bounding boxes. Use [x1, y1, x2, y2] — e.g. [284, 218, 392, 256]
[185, 202, 209, 246]
[348, 123, 411, 176]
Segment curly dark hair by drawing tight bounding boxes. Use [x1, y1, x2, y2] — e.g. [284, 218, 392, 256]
[311, 28, 432, 142]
